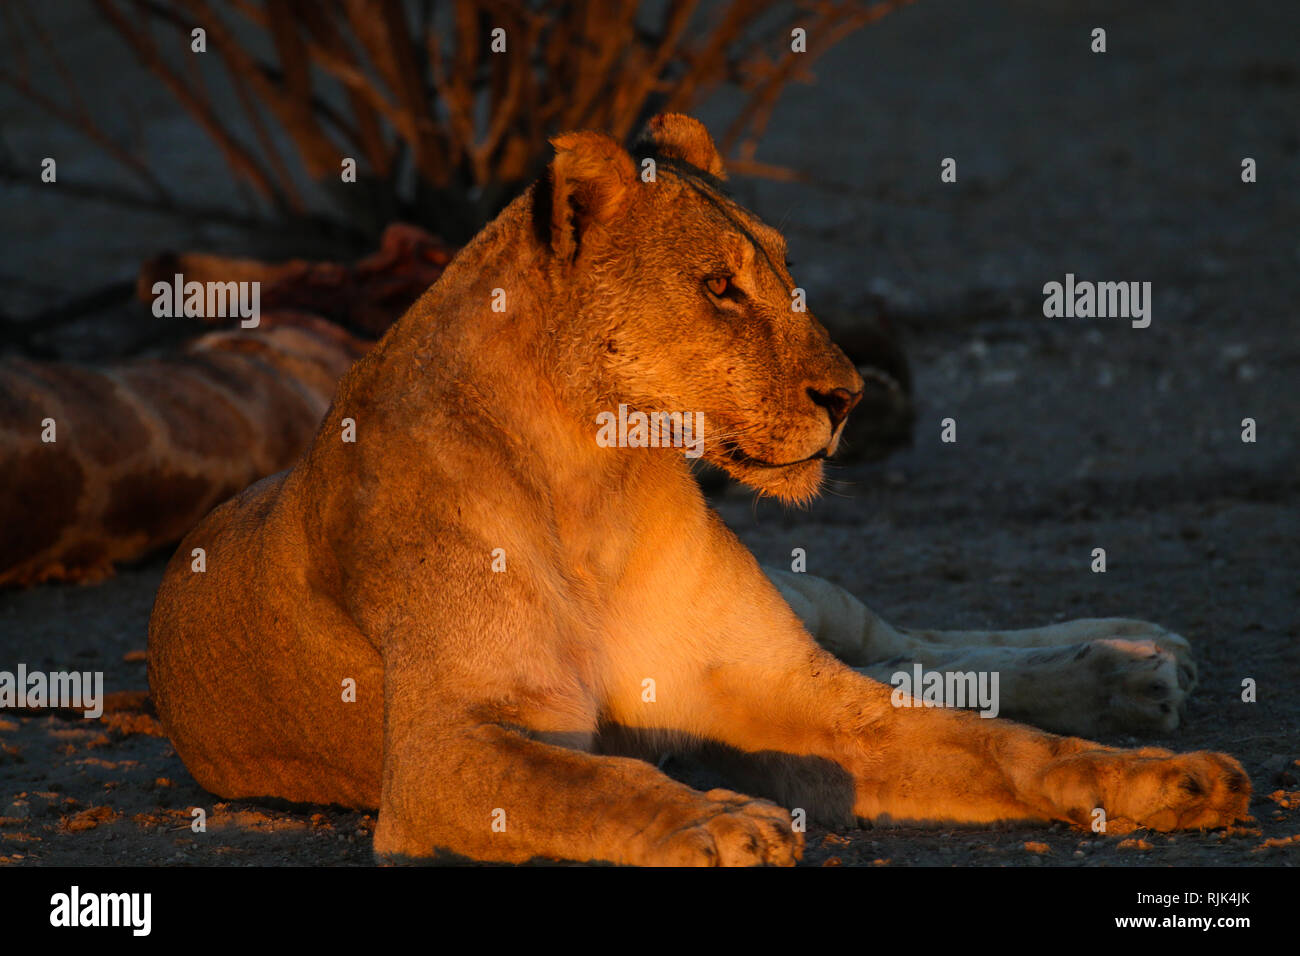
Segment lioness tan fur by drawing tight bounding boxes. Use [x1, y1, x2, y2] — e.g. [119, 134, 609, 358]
[148, 114, 1250, 865]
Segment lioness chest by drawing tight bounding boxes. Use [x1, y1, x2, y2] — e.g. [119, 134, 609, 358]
[336, 453, 740, 738]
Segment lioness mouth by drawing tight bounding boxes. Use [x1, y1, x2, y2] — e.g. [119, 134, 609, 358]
[720, 442, 828, 469]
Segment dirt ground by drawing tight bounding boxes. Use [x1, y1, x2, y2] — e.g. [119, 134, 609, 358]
[1, 1, 1297, 866]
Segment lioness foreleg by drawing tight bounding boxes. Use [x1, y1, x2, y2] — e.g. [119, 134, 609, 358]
[372, 637, 801, 866]
[690, 565, 1249, 833]
[373, 717, 800, 865]
[699, 642, 1249, 833]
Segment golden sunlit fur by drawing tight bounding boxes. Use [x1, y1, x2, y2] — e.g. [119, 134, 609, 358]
[148, 115, 1250, 865]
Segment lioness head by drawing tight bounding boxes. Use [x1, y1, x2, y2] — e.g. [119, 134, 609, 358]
[533, 113, 864, 505]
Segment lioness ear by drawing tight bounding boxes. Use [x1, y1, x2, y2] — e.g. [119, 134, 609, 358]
[637, 113, 727, 180]
[543, 131, 636, 260]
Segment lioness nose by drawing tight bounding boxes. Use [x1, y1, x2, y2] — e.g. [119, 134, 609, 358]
[808, 386, 862, 431]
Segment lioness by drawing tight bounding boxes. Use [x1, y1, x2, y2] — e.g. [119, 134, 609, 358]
[149, 114, 1249, 865]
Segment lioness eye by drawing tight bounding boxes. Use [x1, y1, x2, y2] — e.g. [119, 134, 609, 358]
[706, 276, 731, 297]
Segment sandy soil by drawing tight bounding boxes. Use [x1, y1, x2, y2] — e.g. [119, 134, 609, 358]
[1, 0, 1297, 865]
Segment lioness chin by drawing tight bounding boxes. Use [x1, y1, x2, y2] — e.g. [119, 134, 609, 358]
[148, 114, 1249, 866]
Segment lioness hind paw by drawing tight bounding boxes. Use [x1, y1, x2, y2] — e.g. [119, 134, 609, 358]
[1086, 638, 1193, 734]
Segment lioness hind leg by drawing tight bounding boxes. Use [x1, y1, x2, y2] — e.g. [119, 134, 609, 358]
[766, 568, 1197, 736]
[764, 566, 914, 665]
[901, 618, 1195, 685]
[856, 639, 1191, 736]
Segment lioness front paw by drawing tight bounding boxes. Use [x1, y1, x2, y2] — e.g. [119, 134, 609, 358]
[643, 789, 802, 867]
[1044, 748, 1251, 833]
